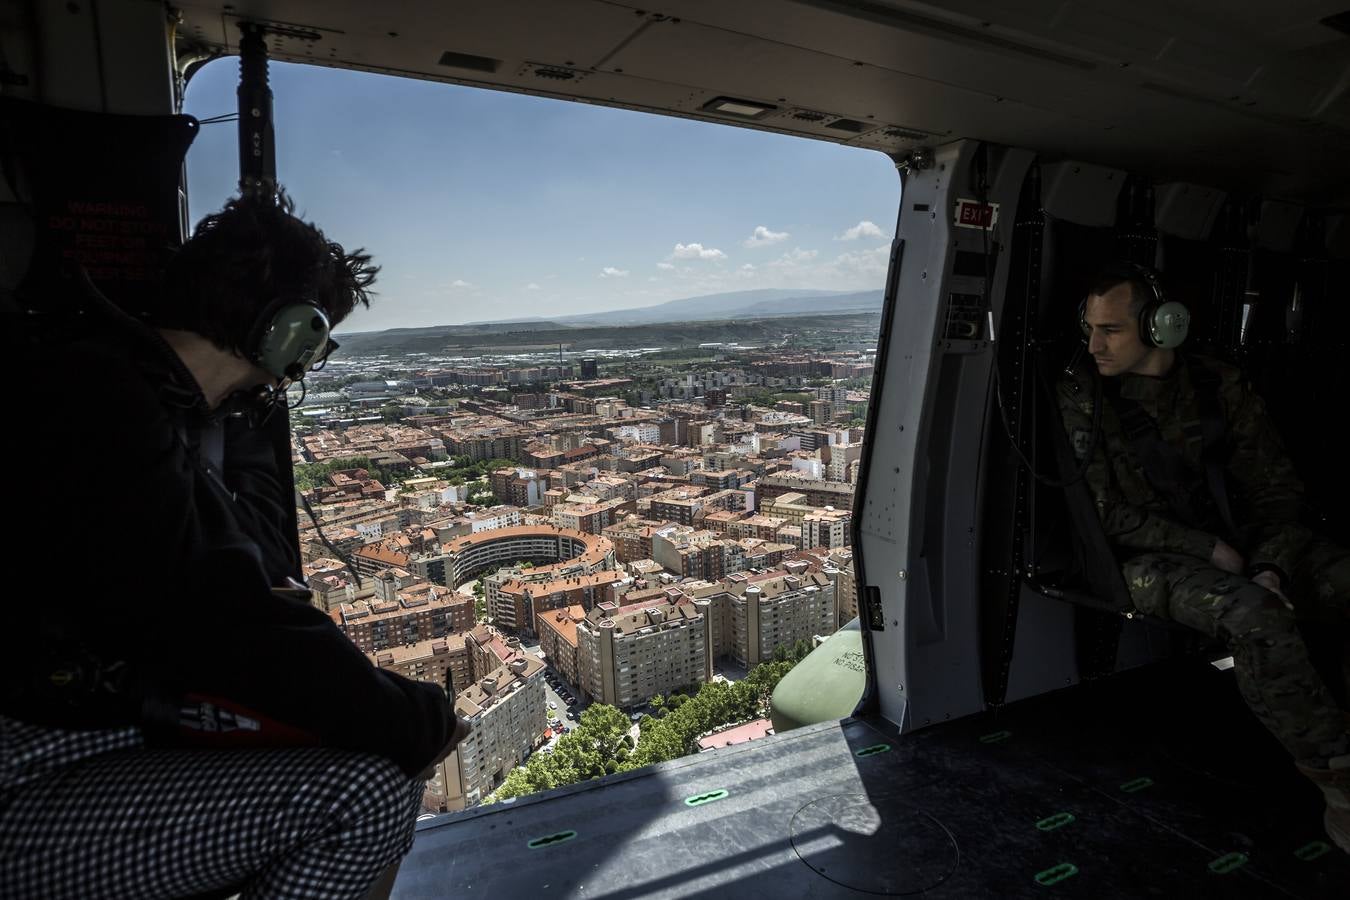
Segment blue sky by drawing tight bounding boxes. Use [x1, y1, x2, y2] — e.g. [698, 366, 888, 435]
[184, 60, 900, 332]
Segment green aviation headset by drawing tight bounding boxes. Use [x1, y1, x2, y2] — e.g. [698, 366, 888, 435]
[246, 297, 336, 388]
[1079, 262, 1191, 349]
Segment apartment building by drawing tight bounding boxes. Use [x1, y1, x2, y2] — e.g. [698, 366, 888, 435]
[424, 656, 546, 812]
[682, 568, 837, 669]
[576, 597, 708, 709]
[337, 578, 473, 653]
[651, 526, 729, 581]
[757, 473, 855, 509]
[367, 632, 473, 695]
[732, 538, 795, 571]
[442, 525, 615, 593]
[758, 491, 814, 528]
[491, 569, 626, 638]
[351, 538, 413, 577]
[803, 507, 852, 549]
[303, 557, 375, 613]
[602, 517, 669, 564]
[431, 505, 523, 541]
[490, 467, 551, 507]
[551, 497, 630, 534]
[690, 468, 750, 490]
[725, 571, 835, 667]
[827, 548, 858, 626]
[535, 603, 586, 691]
[648, 486, 708, 525]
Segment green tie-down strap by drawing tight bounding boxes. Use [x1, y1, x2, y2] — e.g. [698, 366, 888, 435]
[684, 789, 729, 807]
[1034, 862, 1078, 886]
[1207, 852, 1248, 874]
[1294, 841, 1330, 862]
[1035, 812, 1075, 832]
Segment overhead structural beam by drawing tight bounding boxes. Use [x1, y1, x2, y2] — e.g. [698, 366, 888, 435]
[236, 22, 276, 196]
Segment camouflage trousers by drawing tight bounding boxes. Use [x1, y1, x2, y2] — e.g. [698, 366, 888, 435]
[1123, 539, 1350, 763]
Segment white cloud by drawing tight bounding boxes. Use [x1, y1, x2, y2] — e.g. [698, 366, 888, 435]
[837, 220, 887, 241]
[671, 242, 727, 260]
[525, 282, 541, 291]
[450, 279, 473, 288]
[831, 245, 891, 278]
[777, 247, 818, 264]
[600, 267, 629, 278]
[741, 263, 756, 270]
[743, 225, 789, 248]
[656, 262, 675, 270]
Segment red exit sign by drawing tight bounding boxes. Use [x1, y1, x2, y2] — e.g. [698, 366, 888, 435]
[954, 198, 999, 230]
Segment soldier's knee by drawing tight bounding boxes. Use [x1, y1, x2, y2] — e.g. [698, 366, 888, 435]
[1218, 584, 1302, 644]
[1313, 555, 1350, 606]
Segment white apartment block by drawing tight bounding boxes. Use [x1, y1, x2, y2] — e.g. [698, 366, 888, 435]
[803, 508, 851, 549]
[684, 570, 837, 669]
[427, 655, 546, 811]
[577, 598, 708, 709]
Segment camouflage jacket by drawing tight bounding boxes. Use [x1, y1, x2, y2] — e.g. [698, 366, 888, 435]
[1056, 353, 1311, 575]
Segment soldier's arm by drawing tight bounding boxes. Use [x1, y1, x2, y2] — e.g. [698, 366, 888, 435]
[1221, 373, 1311, 580]
[1056, 374, 1215, 560]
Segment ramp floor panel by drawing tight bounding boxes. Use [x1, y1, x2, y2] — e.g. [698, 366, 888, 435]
[395, 660, 1348, 898]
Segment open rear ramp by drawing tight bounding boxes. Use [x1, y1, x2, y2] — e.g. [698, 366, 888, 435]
[396, 660, 1347, 898]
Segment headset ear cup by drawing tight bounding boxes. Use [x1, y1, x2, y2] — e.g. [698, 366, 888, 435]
[1148, 301, 1190, 349]
[255, 304, 331, 380]
[1078, 300, 1090, 338]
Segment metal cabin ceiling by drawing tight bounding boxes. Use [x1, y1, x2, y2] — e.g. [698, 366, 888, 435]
[173, 0, 1350, 205]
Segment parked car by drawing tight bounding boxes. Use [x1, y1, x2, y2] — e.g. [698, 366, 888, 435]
[548, 701, 557, 710]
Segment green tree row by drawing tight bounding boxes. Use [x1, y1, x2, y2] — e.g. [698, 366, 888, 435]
[488, 704, 635, 800]
[623, 639, 813, 770]
[485, 639, 813, 804]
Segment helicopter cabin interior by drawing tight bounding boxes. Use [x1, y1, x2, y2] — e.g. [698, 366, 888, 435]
[3, 1, 1350, 896]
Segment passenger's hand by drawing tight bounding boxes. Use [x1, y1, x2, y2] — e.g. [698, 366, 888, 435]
[417, 716, 472, 781]
[1251, 570, 1291, 607]
[1210, 539, 1246, 575]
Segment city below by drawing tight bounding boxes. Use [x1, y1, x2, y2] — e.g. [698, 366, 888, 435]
[292, 307, 878, 812]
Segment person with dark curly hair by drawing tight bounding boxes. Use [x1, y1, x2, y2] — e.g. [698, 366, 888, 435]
[0, 190, 469, 899]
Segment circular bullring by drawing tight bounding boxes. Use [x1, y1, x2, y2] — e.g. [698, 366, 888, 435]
[443, 525, 615, 588]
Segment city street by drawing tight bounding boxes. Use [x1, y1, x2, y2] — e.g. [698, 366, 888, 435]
[522, 641, 583, 749]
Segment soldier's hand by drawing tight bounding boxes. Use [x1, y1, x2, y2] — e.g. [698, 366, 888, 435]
[1251, 570, 1291, 608]
[1210, 539, 1246, 575]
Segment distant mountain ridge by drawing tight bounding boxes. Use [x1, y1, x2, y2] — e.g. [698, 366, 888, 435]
[458, 287, 884, 328]
[338, 288, 885, 341]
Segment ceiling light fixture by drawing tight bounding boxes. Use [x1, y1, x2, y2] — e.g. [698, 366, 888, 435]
[701, 96, 777, 119]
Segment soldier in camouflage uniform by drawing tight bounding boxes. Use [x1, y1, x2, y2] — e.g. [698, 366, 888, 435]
[1057, 262, 1350, 852]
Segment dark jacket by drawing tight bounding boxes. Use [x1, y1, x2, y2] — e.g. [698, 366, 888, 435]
[2, 313, 452, 777]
